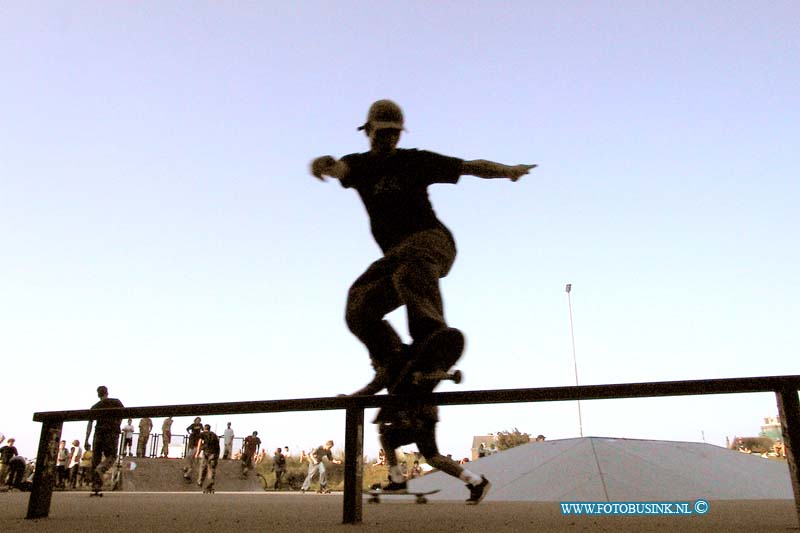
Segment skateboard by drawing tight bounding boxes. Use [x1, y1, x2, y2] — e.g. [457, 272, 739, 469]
[202, 482, 215, 494]
[388, 328, 465, 395]
[365, 488, 440, 504]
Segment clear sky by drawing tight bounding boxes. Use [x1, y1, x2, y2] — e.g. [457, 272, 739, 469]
[2, 1, 798, 461]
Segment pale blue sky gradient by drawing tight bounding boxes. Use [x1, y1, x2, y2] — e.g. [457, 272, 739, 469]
[2, 1, 798, 459]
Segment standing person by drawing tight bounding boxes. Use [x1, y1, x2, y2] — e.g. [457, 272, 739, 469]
[121, 418, 135, 457]
[240, 431, 261, 476]
[78, 444, 93, 487]
[410, 459, 422, 479]
[310, 99, 536, 395]
[137, 417, 153, 458]
[85, 385, 124, 492]
[222, 422, 235, 460]
[54, 440, 69, 488]
[300, 440, 342, 494]
[194, 424, 220, 491]
[272, 447, 286, 490]
[183, 417, 203, 481]
[67, 439, 82, 489]
[0, 438, 18, 486]
[161, 416, 173, 457]
[375, 403, 490, 505]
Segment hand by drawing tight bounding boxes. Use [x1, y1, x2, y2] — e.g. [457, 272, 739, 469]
[508, 164, 537, 182]
[310, 156, 337, 181]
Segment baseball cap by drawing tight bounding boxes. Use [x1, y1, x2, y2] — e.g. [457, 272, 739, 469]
[357, 99, 406, 131]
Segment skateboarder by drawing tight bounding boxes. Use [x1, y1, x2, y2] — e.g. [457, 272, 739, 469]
[300, 440, 342, 494]
[375, 402, 490, 505]
[84, 385, 124, 492]
[240, 431, 261, 476]
[195, 424, 220, 492]
[310, 99, 536, 395]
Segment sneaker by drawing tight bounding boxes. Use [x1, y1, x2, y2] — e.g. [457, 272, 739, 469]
[351, 348, 409, 395]
[380, 480, 407, 492]
[466, 476, 491, 505]
[420, 327, 465, 367]
[350, 369, 390, 395]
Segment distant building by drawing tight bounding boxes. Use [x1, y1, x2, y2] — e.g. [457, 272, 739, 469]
[760, 416, 783, 441]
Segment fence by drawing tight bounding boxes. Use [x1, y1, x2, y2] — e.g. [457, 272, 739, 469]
[26, 374, 800, 525]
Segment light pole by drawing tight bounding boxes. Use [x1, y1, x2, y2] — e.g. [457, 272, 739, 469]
[566, 283, 584, 438]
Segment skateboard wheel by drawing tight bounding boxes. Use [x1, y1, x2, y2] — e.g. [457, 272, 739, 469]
[452, 370, 462, 384]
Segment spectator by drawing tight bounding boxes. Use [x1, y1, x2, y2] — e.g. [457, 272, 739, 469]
[273, 447, 287, 490]
[161, 416, 173, 457]
[67, 439, 82, 489]
[78, 444, 93, 487]
[254, 449, 268, 466]
[0, 438, 18, 485]
[55, 440, 69, 488]
[183, 417, 203, 482]
[409, 460, 422, 479]
[137, 417, 153, 458]
[121, 418, 135, 457]
[223, 422, 235, 460]
[374, 448, 386, 466]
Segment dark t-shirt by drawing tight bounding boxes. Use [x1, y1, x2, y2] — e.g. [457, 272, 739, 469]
[90, 397, 125, 436]
[243, 435, 261, 455]
[311, 446, 332, 464]
[0, 445, 18, 463]
[340, 149, 463, 253]
[273, 452, 286, 472]
[198, 431, 220, 455]
[186, 423, 203, 447]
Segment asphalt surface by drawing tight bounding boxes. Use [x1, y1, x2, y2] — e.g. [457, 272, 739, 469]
[1, 491, 798, 532]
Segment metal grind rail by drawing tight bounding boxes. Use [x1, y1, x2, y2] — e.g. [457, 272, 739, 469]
[26, 375, 800, 524]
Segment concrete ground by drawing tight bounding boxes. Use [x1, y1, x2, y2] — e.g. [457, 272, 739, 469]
[1, 491, 798, 532]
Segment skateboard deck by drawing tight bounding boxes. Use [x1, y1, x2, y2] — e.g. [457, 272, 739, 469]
[365, 488, 440, 504]
[388, 328, 465, 395]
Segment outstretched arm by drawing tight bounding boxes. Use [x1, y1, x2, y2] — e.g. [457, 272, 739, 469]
[85, 420, 93, 449]
[310, 156, 350, 181]
[461, 160, 537, 182]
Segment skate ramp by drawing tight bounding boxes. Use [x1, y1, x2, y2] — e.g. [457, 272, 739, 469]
[118, 457, 264, 492]
[408, 437, 794, 502]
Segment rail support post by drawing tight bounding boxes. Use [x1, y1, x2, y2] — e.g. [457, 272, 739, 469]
[776, 386, 800, 525]
[26, 419, 63, 519]
[342, 406, 364, 524]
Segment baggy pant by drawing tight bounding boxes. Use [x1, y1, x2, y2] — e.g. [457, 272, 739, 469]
[161, 432, 171, 457]
[345, 229, 456, 365]
[301, 461, 327, 491]
[91, 434, 119, 489]
[136, 432, 150, 457]
[198, 453, 218, 486]
[223, 441, 233, 460]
